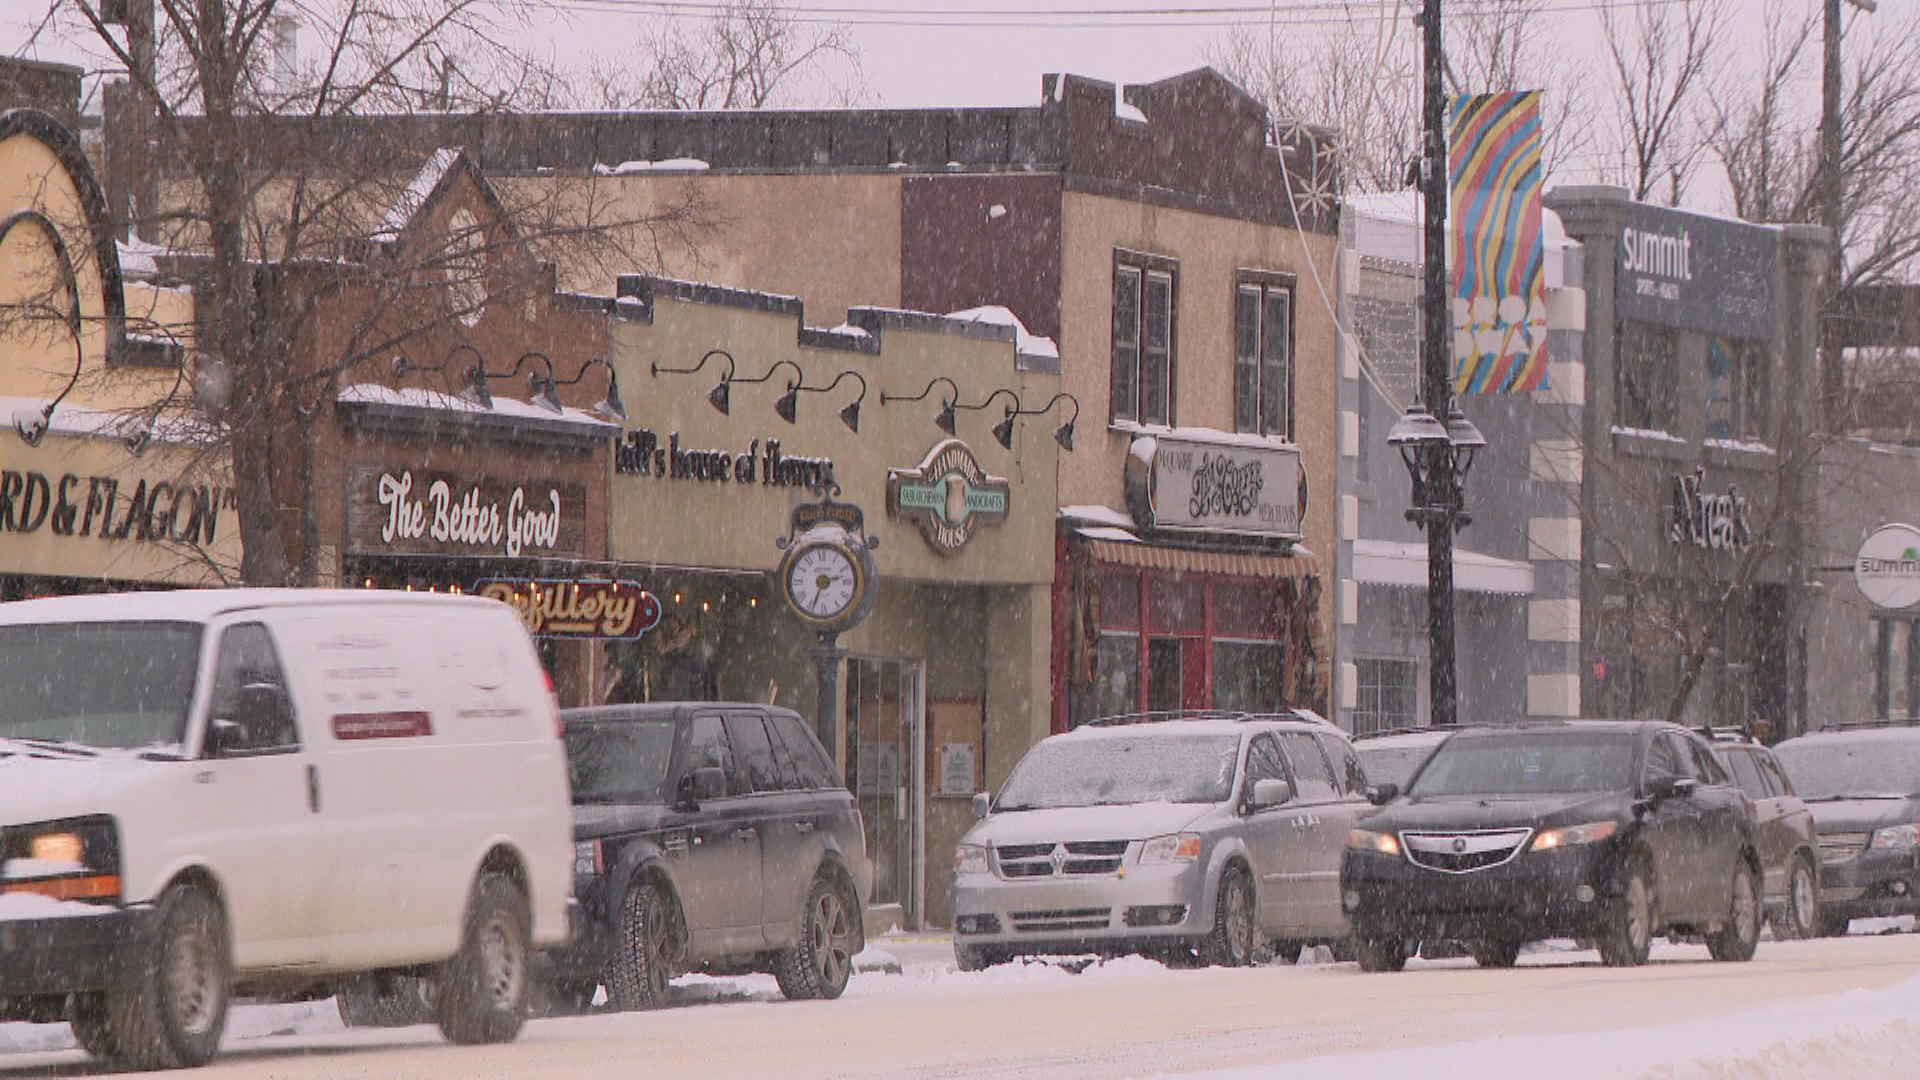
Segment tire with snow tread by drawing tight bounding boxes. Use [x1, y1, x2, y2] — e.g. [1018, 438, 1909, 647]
[1770, 857, 1819, 940]
[1598, 858, 1655, 967]
[607, 878, 677, 1011]
[1707, 862, 1762, 962]
[776, 876, 859, 1001]
[954, 943, 1003, 972]
[105, 883, 230, 1070]
[1203, 864, 1257, 968]
[434, 872, 530, 1045]
[67, 995, 118, 1062]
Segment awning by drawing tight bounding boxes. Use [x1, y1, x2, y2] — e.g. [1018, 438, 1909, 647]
[1079, 533, 1319, 579]
[1350, 539, 1534, 596]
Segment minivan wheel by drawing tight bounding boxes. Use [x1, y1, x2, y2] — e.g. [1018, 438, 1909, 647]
[1707, 863, 1762, 962]
[954, 944, 1004, 972]
[1597, 862, 1654, 967]
[608, 879, 678, 1011]
[435, 873, 530, 1045]
[106, 883, 230, 1070]
[1203, 865, 1256, 967]
[776, 876, 858, 1001]
[1771, 858, 1819, 940]
[1353, 936, 1409, 973]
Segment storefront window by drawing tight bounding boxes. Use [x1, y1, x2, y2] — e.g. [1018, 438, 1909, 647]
[1091, 632, 1140, 723]
[1212, 640, 1285, 712]
[1874, 617, 1919, 720]
[1353, 658, 1418, 735]
[1706, 336, 1769, 442]
[1146, 638, 1185, 712]
[1148, 577, 1203, 633]
[1618, 319, 1680, 433]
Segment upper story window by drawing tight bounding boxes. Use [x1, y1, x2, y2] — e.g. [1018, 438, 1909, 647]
[1234, 273, 1295, 439]
[1706, 336, 1770, 442]
[1112, 251, 1176, 426]
[1617, 319, 1680, 433]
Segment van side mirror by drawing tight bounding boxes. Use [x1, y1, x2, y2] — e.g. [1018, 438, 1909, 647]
[204, 684, 292, 758]
[1367, 783, 1400, 806]
[677, 766, 728, 809]
[203, 718, 244, 758]
[971, 792, 991, 820]
[1249, 778, 1292, 811]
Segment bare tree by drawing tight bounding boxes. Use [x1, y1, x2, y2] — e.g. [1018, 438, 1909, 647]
[1597, 0, 1727, 204]
[43, 0, 708, 586]
[586, 0, 866, 111]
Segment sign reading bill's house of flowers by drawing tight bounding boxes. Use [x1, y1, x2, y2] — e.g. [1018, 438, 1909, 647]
[886, 440, 1010, 555]
[1124, 432, 1304, 541]
[346, 465, 586, 559]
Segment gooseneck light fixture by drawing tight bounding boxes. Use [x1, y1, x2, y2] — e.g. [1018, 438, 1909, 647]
[5, 210, 86, 447]
[880, 376, 961, 435]
[727, 358, 804, 421]
[777, 370, 868, 432]
[992, 391, 1080, 452]
[124, 359, 193, 456]
[948, 388, 1021, 443]
[553, 357, 628, 422]
[470, 351, 561, 414]
[652, 348, 736, 415]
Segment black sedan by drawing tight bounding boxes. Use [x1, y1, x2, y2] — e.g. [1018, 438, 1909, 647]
[1341, 721, 1763, 971]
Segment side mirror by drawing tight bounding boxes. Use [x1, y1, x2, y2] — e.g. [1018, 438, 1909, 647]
[1367, 783, 1401, 806]
[204, 683, 291, 758]
[677, 766, 728, 809]
[1647, 775, 1697, 802]
[971, 792, 991, 820]
[1249, 778, 1293, 811]
[203, 717, 245, 758]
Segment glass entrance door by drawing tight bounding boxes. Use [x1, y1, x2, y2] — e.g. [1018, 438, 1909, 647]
[845, 656, 926, 929]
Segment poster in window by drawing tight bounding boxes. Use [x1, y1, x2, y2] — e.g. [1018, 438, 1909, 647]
[938, 742, 977, 797]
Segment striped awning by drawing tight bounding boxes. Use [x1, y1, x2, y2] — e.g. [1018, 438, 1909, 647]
[1082, 537, 1319, 580]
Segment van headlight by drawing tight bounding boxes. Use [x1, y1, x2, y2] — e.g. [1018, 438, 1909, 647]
[1871, 824, 1920, 851]
[1139, 834, 1201, 865]
[954, 844, 991, 876]
[573, 839, 603, 878]
[0, 816, 121, 902]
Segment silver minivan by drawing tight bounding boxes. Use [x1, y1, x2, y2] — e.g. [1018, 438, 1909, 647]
[949, 713, 1370, 969]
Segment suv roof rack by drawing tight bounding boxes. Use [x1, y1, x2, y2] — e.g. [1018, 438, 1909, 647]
[1696, 725, 1758, 744]
[1079, 708, 1341, 729]
[1815, 718, 1920, 732]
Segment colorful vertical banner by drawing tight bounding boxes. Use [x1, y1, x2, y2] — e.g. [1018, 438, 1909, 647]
[1448, 91, 1548, 394]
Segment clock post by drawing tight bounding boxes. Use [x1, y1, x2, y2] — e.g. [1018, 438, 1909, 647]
[775, 481, 879, 753]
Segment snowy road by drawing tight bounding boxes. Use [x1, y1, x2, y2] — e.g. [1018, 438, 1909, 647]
[8, 931, 1920, 1078]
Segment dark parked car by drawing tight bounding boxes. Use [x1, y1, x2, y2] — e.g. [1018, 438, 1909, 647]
[1353, 727, 1455, 790]
[1342, 721, 1764, 971]
[1772, 724, 1920, 937]
[545, 703, 872, 1009]
[1711, 737, 1820, 938]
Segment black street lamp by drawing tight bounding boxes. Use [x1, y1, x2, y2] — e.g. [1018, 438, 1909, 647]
[1389, 0, 1489, 728]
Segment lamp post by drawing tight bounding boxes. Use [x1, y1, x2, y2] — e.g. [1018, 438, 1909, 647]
[1388, 0, 1487, 728]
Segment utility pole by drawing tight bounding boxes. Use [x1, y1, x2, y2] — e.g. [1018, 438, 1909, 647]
[1819, 0, 1876, 431]
[1418, 0, 1460, 727]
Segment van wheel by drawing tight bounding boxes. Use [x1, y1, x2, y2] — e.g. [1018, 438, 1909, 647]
[1707, 863, 1762, 962]
[608, 879, 678, 1011]
[435, 873, 529, 1045]
[776, 876, 858, 1000]
[1598, 860, 1655, 967]
[1203, 865, 1256, 967]
[1771, 857, 1819, 940]
[67, 995, 118, 1061]
[106, 883, 230, 1070]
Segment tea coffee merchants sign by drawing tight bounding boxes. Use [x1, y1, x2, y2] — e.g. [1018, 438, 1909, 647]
[347, 466, 586, 559]
[1125, 432, 1303, 540]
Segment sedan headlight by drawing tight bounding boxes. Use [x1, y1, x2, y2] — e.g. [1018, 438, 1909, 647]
[953, 843, 991, 876]
[1345, 829, 1401, 857]
[573, 839, 603, 878]
[1870, 824, 1920, 851]
[1139, 834, 1202, 865]
[1530, 820, 1620, 852]
[0, 816, 121, 902]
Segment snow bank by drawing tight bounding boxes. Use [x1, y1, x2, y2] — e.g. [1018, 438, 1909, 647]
[1172, 972, 1920, 1080]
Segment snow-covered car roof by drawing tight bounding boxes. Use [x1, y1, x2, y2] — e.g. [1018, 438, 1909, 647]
[0, 588, 505, 626]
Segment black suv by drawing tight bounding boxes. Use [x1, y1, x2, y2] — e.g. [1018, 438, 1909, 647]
[1773, 724, 1920, 936]
[1342, 721, 1763, 970]
[545, 703, 872, 1009]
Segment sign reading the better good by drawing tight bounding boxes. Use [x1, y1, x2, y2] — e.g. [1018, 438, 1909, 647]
[346, 466, 587, 559]
[1856, 523, 1920, 610]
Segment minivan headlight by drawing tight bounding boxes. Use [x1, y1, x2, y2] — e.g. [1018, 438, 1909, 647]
[1531, 821, 1620, 852]
[954, 843, 991, 876]
[1871, 824, 1920, 851]
[1139, 834, 1201, 865]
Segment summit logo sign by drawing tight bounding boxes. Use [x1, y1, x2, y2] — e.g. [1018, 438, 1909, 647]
[1856, 523, 1920, 611]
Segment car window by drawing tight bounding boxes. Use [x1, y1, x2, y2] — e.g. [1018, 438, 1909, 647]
[208, 623, 298, 754]
[724, 713, 781, 794]
[1685, 737, 1730, 784]
[758, 713, 804, 790]
[1276, 731, 1340, 803]
[1722, 748, 1770, 800]
[686, 714, 737, 797]
[1245, 735, 1287, 786]
[1644, 734, 1685, 786]
[567, 720, 676, 804]
[1774, 736, 1920, 800]
[1321, 734, 1369, 796]
[769, 713, 841, 790]
[995, 733, 1239, 810]
[1412, 732, 1637, 797]
[1754, 750, 1795, 798]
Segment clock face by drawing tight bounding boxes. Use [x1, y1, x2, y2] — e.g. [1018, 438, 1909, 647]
[787, 542, 861, 622]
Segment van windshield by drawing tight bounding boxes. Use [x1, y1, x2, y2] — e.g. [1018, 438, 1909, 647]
[0, 622, 203, 751]
[995, 734, 1240, 810]
[566, 721, 677, 804]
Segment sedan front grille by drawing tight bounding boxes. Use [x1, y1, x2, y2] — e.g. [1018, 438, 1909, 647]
[995, 841, 1130, 879]
[1010, 907, 1113, 933]
[1402, 829, 1533, 874]
[1818, 832, 1871, 864]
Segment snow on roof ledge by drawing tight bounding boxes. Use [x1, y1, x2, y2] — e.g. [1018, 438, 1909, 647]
[336, 383, 620, 430]
[944, 305, 1059, 361]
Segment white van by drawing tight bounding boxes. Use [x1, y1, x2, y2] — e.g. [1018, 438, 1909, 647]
[0, 589, 572, 1069]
